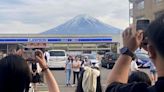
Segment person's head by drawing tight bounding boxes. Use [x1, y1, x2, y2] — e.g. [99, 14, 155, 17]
[68, 55, 73, 61]
[145, 14, 164, 64]
[75, 56, 80, 61]
[76, 67, 102, 92]
[0, 55, 31, 92]
[16, 45, 24, 56]
[128, 71, 151, 86]
[84, 56, 88, 61]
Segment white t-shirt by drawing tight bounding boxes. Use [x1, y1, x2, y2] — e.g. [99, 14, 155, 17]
[72, 60, 81, 72]
[131, 60, 139, 72]
[44, 52, 50, 61]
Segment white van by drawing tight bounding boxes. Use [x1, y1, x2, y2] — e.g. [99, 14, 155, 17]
[47, 50, 67, 68]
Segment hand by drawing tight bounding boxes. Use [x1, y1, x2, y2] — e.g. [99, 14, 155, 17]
[35, 50, 48, 69]
[122, 26, 143, 52]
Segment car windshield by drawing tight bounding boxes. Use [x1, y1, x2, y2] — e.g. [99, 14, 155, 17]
[49, 51, 65, 56]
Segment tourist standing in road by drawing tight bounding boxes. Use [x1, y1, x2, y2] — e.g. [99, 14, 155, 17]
[30, 60, 42, 92]
[65, 56, 73, 86]
[72, 56, 81, 86]
[44, 50, 50, 62]
[76, 66, 102, 92]
[80, 56, 91, 75]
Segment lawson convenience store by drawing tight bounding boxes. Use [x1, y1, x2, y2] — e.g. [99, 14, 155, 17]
[0, 34, 121, 56]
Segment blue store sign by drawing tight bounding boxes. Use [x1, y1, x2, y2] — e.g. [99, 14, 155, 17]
[0, 37, 112, 43]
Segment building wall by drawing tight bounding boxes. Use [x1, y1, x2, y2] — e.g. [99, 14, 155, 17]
[132, 0, 164, 23]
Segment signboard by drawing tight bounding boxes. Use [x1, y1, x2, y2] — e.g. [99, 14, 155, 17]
[26, 43, 47, 48]
[0, 37, 112, 43]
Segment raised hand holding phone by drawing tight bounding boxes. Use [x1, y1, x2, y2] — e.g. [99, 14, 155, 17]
[35, 50, 48, 70]
[136, 19, 150, 50]
[123, 26, 143, 52]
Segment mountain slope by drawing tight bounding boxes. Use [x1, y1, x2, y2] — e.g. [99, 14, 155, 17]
[42, 15, 121, 35]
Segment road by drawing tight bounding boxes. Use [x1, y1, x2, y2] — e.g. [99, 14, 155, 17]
[37, 67, 150, 92]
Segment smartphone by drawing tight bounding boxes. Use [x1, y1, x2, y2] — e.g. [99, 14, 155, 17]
[136, 19, 150, 31]
[136, 20, 150, 49]
[23, 50, 35, 61]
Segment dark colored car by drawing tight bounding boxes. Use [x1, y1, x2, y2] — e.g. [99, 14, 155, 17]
[101, 52, 119, 69]
[135, 53, 151, 68]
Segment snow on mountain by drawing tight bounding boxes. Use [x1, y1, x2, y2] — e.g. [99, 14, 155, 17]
[42, 14, 121, 35]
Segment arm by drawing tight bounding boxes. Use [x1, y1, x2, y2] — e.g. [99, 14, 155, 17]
[107, 27, 143, 85]
[78, 61, 81, 68]
[36, 50, 60, 92]
[64, 62, 67, 72]
[42, 68, 60, 92]
[108, 55, 132, 84]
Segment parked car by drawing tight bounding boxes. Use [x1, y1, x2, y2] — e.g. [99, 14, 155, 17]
[135, 53, 151, 68]
[101, 52, 119, 69]
[47, 50, 67, 68]
[82, 54, 100, 67]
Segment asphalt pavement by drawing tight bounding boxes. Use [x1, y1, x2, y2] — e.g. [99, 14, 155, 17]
[37, 67, 150, 92]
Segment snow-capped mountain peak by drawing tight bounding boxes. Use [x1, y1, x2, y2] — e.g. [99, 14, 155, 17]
[42, 14, 121, 35]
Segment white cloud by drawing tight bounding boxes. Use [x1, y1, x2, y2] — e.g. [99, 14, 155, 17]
[0, 0, 129, 34]
[0, 21, 48, 34]
[97, 16, 129, 30]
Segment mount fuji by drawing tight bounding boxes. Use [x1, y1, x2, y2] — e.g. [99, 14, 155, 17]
[42, 15, 121, 35]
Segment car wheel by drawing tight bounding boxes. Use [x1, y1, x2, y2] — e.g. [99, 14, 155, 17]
[107, 64, 110, 69]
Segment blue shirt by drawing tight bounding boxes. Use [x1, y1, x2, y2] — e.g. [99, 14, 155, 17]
[65, 60, 72, 69]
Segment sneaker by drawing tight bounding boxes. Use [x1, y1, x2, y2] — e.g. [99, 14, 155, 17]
[71, 84, 75, 87]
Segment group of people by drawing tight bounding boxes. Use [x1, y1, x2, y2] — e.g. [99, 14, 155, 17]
[0, 14, 164, 92]
[65, 55, 92, 87]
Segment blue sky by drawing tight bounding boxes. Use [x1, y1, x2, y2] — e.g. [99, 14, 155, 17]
[0, 0, 129, 34]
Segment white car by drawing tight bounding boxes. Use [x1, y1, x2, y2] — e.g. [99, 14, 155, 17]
[47, 50, 67, 68]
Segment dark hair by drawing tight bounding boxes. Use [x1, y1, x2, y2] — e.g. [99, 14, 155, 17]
[68, 56, 73, 62]
[76, 68, 102, 92]
[128, 71, 151, 86]
[0, 55, 31, 92]
[146, 14, 164, 57]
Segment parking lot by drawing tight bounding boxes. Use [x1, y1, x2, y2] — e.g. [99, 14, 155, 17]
[37, 67, 150, 92]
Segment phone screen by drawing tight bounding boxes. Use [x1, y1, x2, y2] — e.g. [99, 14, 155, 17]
[23, 51, 35, 61]
[136, 19, 150, 31]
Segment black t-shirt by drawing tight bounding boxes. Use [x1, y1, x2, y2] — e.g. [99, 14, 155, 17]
[106, 77, 164, 92]
[32, 63, 37, 72]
